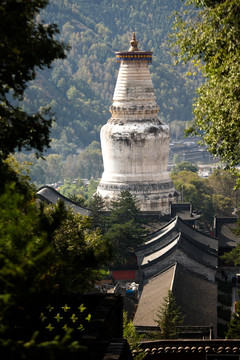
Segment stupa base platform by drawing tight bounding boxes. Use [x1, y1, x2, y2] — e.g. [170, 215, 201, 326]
[97, 180, 179, 214]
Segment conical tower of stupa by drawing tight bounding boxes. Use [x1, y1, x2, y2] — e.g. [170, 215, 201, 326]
[97, 33, 178, 213]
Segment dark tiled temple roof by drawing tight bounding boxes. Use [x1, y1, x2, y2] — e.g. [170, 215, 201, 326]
[133, 264, 176, 327]
[142, 237, 217, 270]
[173, 264, 217, 334]
[37, 186, 91, 216]
[136, 217, 218, 269]
[138, 216, 218, 253]
[214, 216, 240, 249]
[133, 263, 217, 335]
[170, 203, 201, 221]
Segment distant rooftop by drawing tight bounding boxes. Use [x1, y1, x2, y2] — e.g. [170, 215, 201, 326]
[37, 185, 91, 217]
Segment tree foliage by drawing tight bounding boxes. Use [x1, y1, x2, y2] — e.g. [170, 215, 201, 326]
[172, 0, 240, 172]
[171, 170, 235, 229]
[123, 312, 144, 360]
[0, 182, 110, 340]
[59, 177, 99, 205]
[226, 301, 240, 339]
[172, 161, 198, 173]
[0, 182, 58, 340]
[0, 0, 68, 159]
[47, 204, 111, 293]
[15, 140, 103, 186]
[207, 169, 240, 207]
[104, 191, 145, 264]
[107, 190, 142, 225]
[88, 193, 106, 231]
[154, 290, 184, 339]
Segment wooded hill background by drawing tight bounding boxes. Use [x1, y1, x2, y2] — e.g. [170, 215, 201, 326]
[22, 0, 198, 158]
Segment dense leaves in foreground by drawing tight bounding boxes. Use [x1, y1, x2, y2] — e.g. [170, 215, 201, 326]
[172, 0, 240, 174]
[0, 0, 68, 159]
[0, 177, 110, 342]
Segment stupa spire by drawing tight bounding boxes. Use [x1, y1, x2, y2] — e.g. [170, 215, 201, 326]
[116, 33, 152, 63]
[128, 32, 139, 52]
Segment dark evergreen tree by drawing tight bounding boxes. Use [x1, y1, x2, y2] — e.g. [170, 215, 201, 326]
[155, 290, 184, 339]
[68, 193, 86, 207]
[104, 191, 146, 264]
[107, 190, 142, 225]
[88, 193, 106, 231]
[172, 0, 240, 174]
[226, 301, 240, 339]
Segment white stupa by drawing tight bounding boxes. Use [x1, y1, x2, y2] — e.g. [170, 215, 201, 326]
[97, 33, 178, 213]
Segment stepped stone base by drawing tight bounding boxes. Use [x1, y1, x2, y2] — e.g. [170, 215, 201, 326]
[97, 180, 179, 213]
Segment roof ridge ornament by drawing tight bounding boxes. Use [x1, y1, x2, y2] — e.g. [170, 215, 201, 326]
[128, 32, 139, 52]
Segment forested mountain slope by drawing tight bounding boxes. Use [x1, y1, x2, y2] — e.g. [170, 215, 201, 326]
[23, 0, 198, 158]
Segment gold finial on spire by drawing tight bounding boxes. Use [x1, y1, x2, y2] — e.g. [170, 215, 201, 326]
[128, 32, 139, 52]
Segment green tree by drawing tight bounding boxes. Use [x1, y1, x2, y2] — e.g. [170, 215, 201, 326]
[68, 193, 86, 207]
[226, 301, 240, 339]
[44, 154, 63, 183]
[207, 169, 240, 208]
[0, 0, 68, 160]
[62, 154, 79, 180]
[0, 182, 60, 340]
[171, 170, 234, 229]
[77, 144, 103, 180]
[154, 290, 184, 339]
[48, 205, 111, 293]
[172, 161, 198, 174]
[172, 0, 240, 173]
[173, 154, 181, 164]
[171, 170, 213, 206]
[169, 121, 188, 141]
[0, 183, 110, 340]
[86, 178, 99, 199]
[107, 190, 142, 225]
[104, 191, 145, 264]
[88, 193, 106, 231]
[123, 312, 144, 360]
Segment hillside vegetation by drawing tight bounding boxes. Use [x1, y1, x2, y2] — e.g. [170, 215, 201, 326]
[22, 0, 198, 158]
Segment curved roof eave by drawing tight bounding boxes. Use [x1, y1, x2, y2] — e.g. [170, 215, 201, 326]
[141, 233, 217, 270]
[37, 185, 92, 217]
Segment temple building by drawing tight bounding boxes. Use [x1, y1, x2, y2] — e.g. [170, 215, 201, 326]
[97, 33, 178, 213]
[136, 216, 218, 282]
[133, 216, 219, 337]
